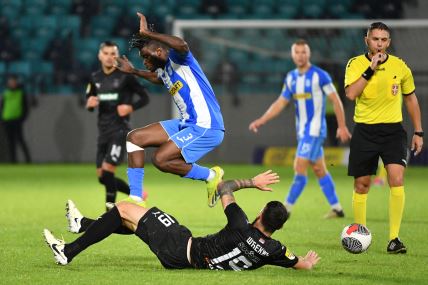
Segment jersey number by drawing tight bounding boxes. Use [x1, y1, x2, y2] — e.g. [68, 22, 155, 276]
[157, 213, 175, 227]
[211, 247, 253, 271]
[110, 144, 122, 162]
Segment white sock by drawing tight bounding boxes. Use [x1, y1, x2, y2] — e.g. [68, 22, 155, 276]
[206, 169, 216, 181]
[331, 203, 342, 211]
[284, 202, 293, 213]
[129, 195, 143, 202]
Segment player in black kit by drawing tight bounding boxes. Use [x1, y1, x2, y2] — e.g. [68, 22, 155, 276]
[44, 170, 320, 270]
[85, 41, 149, 205]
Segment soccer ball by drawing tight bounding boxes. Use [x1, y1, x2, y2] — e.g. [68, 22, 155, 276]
[341, 223, 372, 254]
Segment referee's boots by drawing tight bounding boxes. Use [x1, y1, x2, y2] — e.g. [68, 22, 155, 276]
[387, 237, 407, 254]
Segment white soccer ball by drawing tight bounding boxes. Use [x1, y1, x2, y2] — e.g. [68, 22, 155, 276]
[341, 223, 372, 254]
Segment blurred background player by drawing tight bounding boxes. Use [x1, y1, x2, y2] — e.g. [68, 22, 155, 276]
[85, 41, 149, 207]
[0, 74, 32, 163]
[345, 22, 423, 253]
[249, 39, 351, 218]
[115, 13, 225, 207]
[44, 170, 320, 270]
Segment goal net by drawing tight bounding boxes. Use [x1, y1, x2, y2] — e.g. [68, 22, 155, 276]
[172, 19, 428, 98]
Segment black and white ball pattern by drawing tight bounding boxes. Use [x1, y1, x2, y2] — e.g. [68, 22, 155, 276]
[341, 223, 372, 254]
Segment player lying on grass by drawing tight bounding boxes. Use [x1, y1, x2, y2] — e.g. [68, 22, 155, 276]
[44, 170, 320, 270]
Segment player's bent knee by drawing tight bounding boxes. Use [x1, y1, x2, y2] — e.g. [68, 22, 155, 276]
[151, 153, 167, 171]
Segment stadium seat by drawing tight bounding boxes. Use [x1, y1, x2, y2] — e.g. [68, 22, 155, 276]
[8, 61, 32, 77]
[56, 15, 81, 38]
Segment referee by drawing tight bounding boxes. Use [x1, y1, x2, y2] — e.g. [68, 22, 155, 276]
[345, 22, 423, 254]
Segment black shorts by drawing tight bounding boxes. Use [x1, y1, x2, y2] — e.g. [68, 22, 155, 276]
[96, 130, 127, 168]
[135, 207, 193, 269]
[348, 123, 408, 178]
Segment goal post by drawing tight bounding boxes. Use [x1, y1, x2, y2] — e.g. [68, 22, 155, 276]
[172, 19, 428, 96]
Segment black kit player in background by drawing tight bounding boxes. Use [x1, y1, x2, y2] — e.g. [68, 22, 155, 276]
[44, 170, 320, 270]
[85, 41, 149, 206]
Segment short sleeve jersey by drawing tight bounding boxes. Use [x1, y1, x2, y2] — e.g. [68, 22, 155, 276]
[344, 54, 415, 124]
[86, 69, 148, 135]
[155, 49, 224, 130]
[281, 65, 337, 139]
[190, 203, 299, 271]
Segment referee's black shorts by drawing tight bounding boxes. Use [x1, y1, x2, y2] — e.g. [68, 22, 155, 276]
[348, 123, 408, 178]
[135, 207, 193, 269]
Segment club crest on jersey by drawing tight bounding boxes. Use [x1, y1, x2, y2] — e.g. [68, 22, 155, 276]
[391, 83, 399, 96]
[95, 83, 101, 89]
[113, 79, 120, 88]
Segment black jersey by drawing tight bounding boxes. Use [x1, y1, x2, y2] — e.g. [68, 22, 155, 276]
[86, 69, 149, 136]
[190, 203, 299, 271]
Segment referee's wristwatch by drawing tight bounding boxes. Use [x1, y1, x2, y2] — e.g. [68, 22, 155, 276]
[414, 131, 424, 137]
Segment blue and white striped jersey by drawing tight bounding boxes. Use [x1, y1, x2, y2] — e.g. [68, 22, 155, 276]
[280, 65, 337, 139]
[156, 49, 224, 130]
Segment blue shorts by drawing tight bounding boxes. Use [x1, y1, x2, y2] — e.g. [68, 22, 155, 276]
[160, 119, 224, 163]
[296, 136, 324, 162]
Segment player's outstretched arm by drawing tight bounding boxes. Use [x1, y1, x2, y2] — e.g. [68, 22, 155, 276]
[327, 92, 351, 143]
[217, 170, 279, 209]
[249, 96, 288, 133]
[293, 250, 320, 270]
[137, 12, 189, 54]
[115, 55, 162, 84]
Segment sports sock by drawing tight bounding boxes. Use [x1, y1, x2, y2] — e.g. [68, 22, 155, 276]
[101, 171, 116, 203]
[115, 177, 130, 195]
[352, 192, 367, 225]
[79, 217, 133, 235]
[285, 174, 307, 205]
[319, 173, 340, 206]
[127, 168, 144, 199]
[64, 207, 122, 261]
[389, 186, 405, 240]
[183, 163, 210, 181]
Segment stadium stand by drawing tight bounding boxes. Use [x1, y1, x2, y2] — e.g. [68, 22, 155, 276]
[0, 0, 412, 95]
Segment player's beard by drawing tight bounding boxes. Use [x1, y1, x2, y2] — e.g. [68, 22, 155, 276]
[149, 56, 167, 71]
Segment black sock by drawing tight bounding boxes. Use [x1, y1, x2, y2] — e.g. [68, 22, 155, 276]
[101, 171, 116, 203]
[64, 207, 122, 261]
[79, 217, 133, 235]
[115, 177, 130, 195]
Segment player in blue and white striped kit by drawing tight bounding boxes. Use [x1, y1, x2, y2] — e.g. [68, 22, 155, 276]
[116, 13, 224, 207]
[249, 39, 351, 218]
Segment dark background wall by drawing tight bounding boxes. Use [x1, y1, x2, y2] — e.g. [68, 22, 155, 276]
[1, 91, 426, 164]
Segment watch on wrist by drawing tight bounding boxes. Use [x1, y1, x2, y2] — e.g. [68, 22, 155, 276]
[414, 131, 424, 137]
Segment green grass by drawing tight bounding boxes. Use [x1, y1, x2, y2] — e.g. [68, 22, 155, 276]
[0, 164, 427, 285]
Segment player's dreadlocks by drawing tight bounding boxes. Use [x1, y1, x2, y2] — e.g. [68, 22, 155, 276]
[129, 24, 156, 51]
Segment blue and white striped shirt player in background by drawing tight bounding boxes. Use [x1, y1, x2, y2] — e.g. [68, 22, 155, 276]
[249, 39, 352, 218]
[116, 12, 225, 207]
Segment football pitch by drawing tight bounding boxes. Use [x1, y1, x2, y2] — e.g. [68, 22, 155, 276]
[1, 164, 427, 285]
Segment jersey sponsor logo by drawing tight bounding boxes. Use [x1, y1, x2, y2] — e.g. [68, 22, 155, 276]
[169, 80, 183, 96]
[293, 93, 312, 100]
[285, 248, 296, 260]
[246, 237, 269, 256]
[98, 93, 119, 101]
